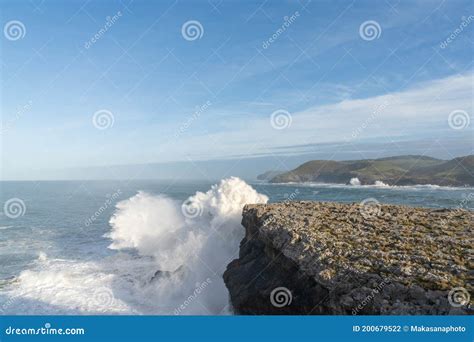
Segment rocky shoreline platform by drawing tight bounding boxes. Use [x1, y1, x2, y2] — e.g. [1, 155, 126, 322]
[223, 201, 472, 315]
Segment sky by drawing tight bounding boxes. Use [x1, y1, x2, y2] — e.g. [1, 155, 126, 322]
[1, 0, 473, 180]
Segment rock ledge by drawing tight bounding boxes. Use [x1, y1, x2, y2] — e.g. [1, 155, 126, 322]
[223, 201, 472, 314]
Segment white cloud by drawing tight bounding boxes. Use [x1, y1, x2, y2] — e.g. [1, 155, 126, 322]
[3, 72, 471, 179]
[162, 72, 473, 162]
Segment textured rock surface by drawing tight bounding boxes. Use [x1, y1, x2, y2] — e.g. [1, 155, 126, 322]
[223, 201, 473, 315]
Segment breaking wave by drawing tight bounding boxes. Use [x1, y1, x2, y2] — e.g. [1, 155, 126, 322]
[349, 177, 361, 186]
[271, 180, 471, 191]
[1, 177, 268, 315]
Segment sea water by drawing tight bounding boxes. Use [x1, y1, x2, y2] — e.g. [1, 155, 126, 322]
[0, 179, 472, 315]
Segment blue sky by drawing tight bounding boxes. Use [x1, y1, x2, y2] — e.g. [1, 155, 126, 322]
[1, 0, 473, 180]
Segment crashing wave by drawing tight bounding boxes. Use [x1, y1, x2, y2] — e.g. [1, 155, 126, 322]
[349, 177, 361, 186]
[1, 177, 268, 315]
[374, 180, 390, 187]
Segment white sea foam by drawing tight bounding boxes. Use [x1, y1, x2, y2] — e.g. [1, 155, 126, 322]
[350, 177, 361, 186]
[268, 181, 470, 191]
[1, 177, 268, 315]
[374, 180, 390, 188]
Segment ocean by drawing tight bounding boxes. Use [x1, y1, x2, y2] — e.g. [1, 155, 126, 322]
[0, 179, 472, 315]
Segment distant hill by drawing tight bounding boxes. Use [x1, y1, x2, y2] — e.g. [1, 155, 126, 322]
[267, 155, 474, 186]
[256, 170, 284, 181]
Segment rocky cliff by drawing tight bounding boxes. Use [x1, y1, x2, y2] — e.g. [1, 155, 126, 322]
[223, 201, 472, 315]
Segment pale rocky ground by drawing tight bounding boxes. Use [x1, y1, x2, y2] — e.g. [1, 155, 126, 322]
[224, 201, 473, 315]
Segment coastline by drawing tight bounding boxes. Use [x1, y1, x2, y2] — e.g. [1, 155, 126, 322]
[257, 181, 474, 191]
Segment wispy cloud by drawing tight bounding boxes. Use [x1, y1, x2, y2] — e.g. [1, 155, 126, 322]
[164, 72, 472, 162]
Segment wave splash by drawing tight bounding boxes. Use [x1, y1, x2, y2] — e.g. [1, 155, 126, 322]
[349, 177, 361, 186]
[2, 177, 268, 315]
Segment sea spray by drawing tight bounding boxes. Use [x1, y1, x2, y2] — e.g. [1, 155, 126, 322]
[107, 177, 268, 314]
[2, 177, 268, 315]
[350, 177, 361, 186]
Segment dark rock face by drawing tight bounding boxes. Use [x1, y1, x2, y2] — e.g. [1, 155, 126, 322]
[223, 202, 473, 315]
[224, 216, 329, 314]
